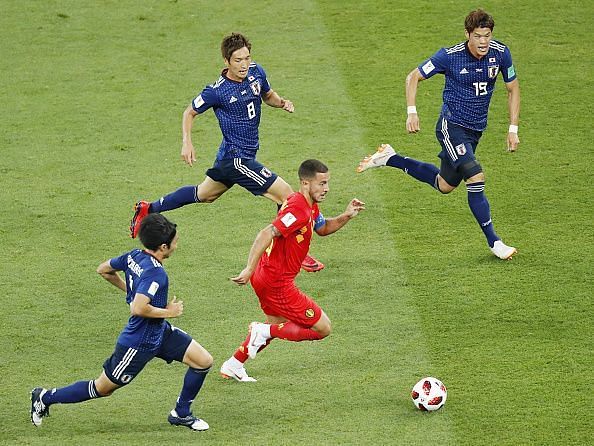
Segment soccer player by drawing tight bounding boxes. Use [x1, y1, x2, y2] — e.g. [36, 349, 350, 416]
[357, 9, 520, 260]
[31, 214, 213, 431]
[130, 32, 324, 272]
[219, 159, 365, 382]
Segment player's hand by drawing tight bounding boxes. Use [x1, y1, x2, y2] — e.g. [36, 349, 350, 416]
[230, 268, 253, 286]
[507, 132, 519, 152]
[406, 113, 420, 133]
[345, 198, 366, 218]
[282, 99, 294, 113]
[181, 142, 197, 166]
[167, 296, 184, 318]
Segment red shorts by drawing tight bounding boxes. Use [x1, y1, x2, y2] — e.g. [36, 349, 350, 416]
[251, 272, 322, 328]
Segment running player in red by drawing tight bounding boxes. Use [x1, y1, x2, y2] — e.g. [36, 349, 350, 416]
[220, 159, 365, 382]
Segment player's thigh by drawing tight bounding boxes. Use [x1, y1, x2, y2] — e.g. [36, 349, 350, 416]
[182, 340, 213, 369]
[263, 176, 293, 204]
[196, 176, 229, 202]
[259, 285, 324, 329]
[102, 344, 153, 387]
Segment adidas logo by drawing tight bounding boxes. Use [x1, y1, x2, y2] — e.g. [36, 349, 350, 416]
[229, 96, 237, 103]
[460, 68, 469, 74]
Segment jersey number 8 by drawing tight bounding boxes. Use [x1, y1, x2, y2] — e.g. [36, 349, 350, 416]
[247, 101, 256, 119]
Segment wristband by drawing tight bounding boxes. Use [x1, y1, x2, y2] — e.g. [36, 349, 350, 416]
[508, 124, 518, 134]
[407, 105, 417, 115]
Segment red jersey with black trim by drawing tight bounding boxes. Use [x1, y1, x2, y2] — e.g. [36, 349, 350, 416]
[256, 192, 319, 286]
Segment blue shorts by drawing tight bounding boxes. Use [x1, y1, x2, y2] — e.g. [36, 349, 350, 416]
[102, 322, 192, 386]
[435, 116, 483, 186]
[206, 158, 278, 196]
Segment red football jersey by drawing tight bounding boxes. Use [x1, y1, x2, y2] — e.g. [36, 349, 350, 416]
[256, 192, 319, 286]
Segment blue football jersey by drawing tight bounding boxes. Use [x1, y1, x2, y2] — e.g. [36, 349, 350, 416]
[192, 62, 271, 160]
[418, 40, 516, 131]
[109, 249, 169, 352]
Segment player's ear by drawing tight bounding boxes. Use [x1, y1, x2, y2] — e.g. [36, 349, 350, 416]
[465, 29, 470, 40]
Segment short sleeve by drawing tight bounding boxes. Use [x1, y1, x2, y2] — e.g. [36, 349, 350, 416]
[135, 269, 166, 301]
[256, 64, 271, 94]
[418, 48, 448, 79]
[192, 85, 219, 114]
[272, 203, 309, 238]
[109, 252, 129, 271]
[500, 47, 517, 83]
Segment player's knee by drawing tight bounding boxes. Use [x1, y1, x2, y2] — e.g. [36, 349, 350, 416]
[316, 320, 332, 338]
[201, 352, 214, 369]
[436, 176, 455, 194]
[460, 161, 483, 182]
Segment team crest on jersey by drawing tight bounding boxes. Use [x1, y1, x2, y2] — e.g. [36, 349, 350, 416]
[488, 66, 499, 78]
[455, 143, 467, 156]
[121, 374, 133, 384]
[305, 308, 315, 318]
[250, 80, 261, 96]
[489, 57, 496, 63]
[260, 167, 272, 178]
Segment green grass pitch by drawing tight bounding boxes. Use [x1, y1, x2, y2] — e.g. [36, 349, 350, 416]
[1, 1, 592, 444]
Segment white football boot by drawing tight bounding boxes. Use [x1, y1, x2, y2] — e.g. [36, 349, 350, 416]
[220, 358, 257, 382]
[490, 240, 517, 260]
[356, 143, 396, 173]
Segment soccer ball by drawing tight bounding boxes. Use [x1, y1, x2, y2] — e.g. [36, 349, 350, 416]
[411, 377, 447, 411]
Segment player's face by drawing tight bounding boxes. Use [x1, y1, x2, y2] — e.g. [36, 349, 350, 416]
[307, 172, 330, 204]
[224, 46, 252, 82]
[466, 27, 493, 59]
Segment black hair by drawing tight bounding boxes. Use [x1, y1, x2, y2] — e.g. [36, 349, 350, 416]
[138, 214, 177, 251]
[221, 32, 251, 61]
[298, 159, 329, 181]
[465, 9, 495, 33]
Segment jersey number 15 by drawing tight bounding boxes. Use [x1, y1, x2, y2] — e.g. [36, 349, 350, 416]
[473, 82, 488, 96]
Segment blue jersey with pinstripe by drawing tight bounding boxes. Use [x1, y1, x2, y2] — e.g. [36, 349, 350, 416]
[109, 249, 169, 352]
[191, 62, 271, 161]
[418, 40, 516, 131]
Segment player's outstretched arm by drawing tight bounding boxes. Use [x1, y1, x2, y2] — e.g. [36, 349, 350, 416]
[263, 89, 294, 113]
[97, 260, 126, 292]
[231, 224, 281, 285]
[405, 68, 425, 133]
[181, 105, 199, 166]
[315, 198, 366, 236]
[505, 79, 520, 152]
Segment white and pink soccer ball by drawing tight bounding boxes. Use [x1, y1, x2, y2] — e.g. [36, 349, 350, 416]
[411, 377, 447, 411]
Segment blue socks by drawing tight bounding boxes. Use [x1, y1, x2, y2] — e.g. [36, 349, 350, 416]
[174, 366, 211, 417]
[150, 185, 199, 213]
[467, 182, 499, 247]
[42, 380, 101, 405]
[386, 154, 439, 189]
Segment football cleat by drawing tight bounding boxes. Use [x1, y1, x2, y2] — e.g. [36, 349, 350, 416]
[356, 143, 396, 173]
[301, 254, 325, 273]
[490, 240, 517, 260]
[129, 201, 150, 239]
[247, 322, 270, 359]
[168, 409, 209, 431]
[220, 359, 257, 382]
[30, 387, 50, 427]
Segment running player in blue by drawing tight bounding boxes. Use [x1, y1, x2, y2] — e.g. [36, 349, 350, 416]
[130, 32, 324, 272]
[357, 9, 520, 260]
[31, 214, 213, 431]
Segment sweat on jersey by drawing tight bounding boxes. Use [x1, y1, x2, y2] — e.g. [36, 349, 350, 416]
[109, 249, 169, 352]
[418, 40, 517, 131]
[191, 62, 272, 161]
